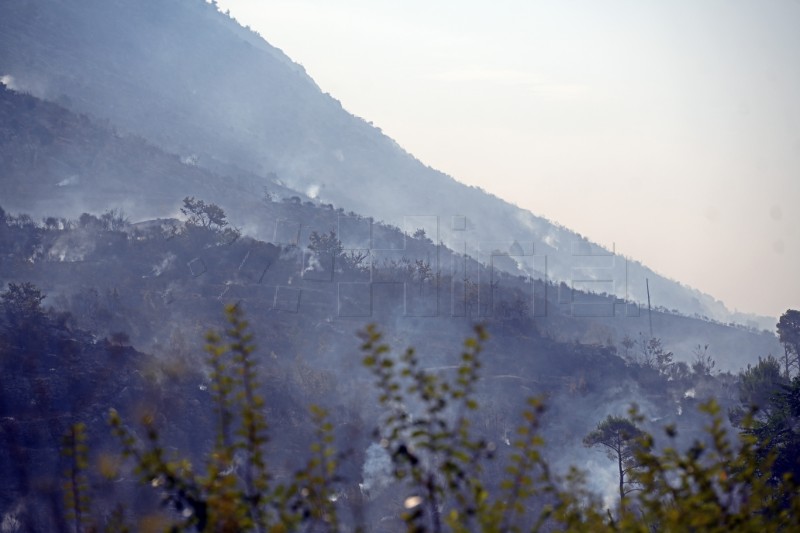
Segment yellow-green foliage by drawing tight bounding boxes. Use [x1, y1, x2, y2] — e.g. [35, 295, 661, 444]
[65, 309, 800, 531]
[106, 304, 339, 532]
[62, 422, 93, 533]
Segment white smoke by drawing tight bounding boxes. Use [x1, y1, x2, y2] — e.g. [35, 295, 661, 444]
[152, 253, 176, 276]
[359, 442, 393, 499]
[1, 500, 24, 532]
[56, 175, 79, 187]
[583, 456, 619, 510]
[48, 231, 95, 262]
[0, 74, 17, 90]
[303, 253, 323, 275]
[180, 154, 199, 166]
[306, 184, 320, 199]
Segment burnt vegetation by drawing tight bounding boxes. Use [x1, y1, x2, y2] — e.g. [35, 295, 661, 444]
[1, 201, 799, 530]
[0, 1, 796, 529]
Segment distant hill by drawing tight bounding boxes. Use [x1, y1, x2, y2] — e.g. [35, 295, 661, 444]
[0, 0, 772, 328]
[0, 85, 301, 225]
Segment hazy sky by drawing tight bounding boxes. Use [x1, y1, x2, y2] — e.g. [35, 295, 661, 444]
[217, 0, 799, 319]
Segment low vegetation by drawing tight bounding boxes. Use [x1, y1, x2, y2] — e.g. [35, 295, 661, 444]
[55, 305, 800, 532]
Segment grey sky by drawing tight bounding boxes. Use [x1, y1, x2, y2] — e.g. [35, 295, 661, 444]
[217, 0, 799, 319]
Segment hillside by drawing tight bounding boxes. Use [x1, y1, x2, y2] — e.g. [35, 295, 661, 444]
[0, 89, 780, 373]
[0, 85, 300, 225]
[0, 0, 772, 328]
[0, 204, 790, 527]
[0, 1, 795, 526]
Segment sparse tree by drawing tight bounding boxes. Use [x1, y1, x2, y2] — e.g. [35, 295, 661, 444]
[307, 229, 343, 257]
[181, 196, 229, 231]
[583, 415, 643, 509]
[341, 249, 369, 272]
[284, 196, 301, 205]
[8, 213, 37, 229]
[43, 216, 60, 230]
[99, 208, 129, 231]
[78, 213, 101, 229]
[463, 278, 481, 317]
[412, 228, 432, 244]
[668, 361, 692, 384]
[498, 291, 529, 320]
[414, 259, 433, 294]
[638, 335, 673, 374]
[777, 309, 800, 378]
[620, 334, 636, 362]
[732, 356, 786, 424]
[691, 344, 716, 377]
[1, 282, 45, 323]
[746, 375, 800, 483]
